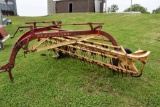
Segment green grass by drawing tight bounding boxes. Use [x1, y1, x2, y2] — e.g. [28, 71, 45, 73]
[0, 13, 160, 107]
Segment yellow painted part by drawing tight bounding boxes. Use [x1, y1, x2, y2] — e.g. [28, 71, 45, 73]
[36, 35, 96, 52]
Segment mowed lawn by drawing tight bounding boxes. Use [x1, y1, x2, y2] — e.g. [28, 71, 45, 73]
[0, 13, 160, 107]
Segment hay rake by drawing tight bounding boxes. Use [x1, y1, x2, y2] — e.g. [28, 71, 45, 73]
[0, 21, 150, 82]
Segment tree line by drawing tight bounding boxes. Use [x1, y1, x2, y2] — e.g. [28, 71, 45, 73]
[107, 4, 160, 14]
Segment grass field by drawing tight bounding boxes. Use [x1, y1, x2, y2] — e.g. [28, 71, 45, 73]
[0, 13, 160, 107]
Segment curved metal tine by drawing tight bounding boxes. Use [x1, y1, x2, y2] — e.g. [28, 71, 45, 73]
[125, 66, 129, 77]
[110, 57, 114, 74]
[130, 63, 144, 77]
[111, 58, 118, 76]
[121, 69, 124, 77]
[121, 66, 127, 77]
[98, 53, 104, 71]
[78, 45, 84, 64]
[124, 59, 130, 77]
[117, 69, 121, 77]
[90, 52, 95, 69]
[102, 54, 108, 72]
[75, 47, 81, 63]
[87, 51, 92, 67]
[91, 52, 95, 60]
[69, 46, 77, 62]
[82, 50, 87, 57]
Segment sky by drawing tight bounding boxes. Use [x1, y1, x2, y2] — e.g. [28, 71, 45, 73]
[16, 0, 47, 16]
[16, 0, 160, 16]
[106, 0, 160, 13]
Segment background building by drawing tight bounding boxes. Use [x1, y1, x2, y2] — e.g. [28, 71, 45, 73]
[48, 0, 104, 15]
[0, 0, 17, 15]
[0, 10, 2, 24]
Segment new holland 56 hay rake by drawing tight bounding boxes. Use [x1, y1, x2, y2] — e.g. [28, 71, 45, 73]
[0, 21, 150, 82]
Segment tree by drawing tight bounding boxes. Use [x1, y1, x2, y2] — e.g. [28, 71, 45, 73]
[152, 6, 160, 14]
[108, 4, 119, 12]
[124, 4, 149, 13]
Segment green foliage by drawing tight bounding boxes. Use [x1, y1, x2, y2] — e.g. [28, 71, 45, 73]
[108, 4, 119, 12]
[152, 6, 160, 14]
[124, 4, 149, 13]
[0, 13, 160, 107]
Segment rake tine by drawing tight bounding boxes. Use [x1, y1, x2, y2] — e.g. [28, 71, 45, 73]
[124, 69, 128, 77]
[125, 73, 128, 77]
[117, 70, 120, 77]
[121, 71, 124, 77]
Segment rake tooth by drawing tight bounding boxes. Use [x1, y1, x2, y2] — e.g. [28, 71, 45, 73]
[91, 53, 94, 59]
[102, 64, 106, 71]
[41, 53, 47, 56]
[77, 56, 82, 63]
[125, 73, 128, 77]
[124, 67, 128, 77]
[103, 55, 106, 61]
[100, 53, 104, 62]
[112, 70, 116, 75]
[83, 51, 87, 57]
[124, 69, 128, 77]
[90, 61, 94, 68]
[74, 55, 78, 63]
[80, 47, 83, 55]
[78, 59, 82, 63]
[81, 57, 86, 65]
[92, 53, 96, 59]
[100, 55, 103, 60]
[121, 71, 124, 77]
[117, 70, 120, 77]
[97, 64, 101, 71]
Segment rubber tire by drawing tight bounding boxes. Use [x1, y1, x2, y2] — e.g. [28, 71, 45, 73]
[112, 47, 132, 66]
[0, 42, 4, 50]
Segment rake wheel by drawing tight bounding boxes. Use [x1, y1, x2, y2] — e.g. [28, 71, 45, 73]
[111, 47, 132, 71]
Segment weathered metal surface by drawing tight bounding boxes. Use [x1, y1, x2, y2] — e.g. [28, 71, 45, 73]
[0, 25, 10, 50]
[0, 25, 8, 39]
